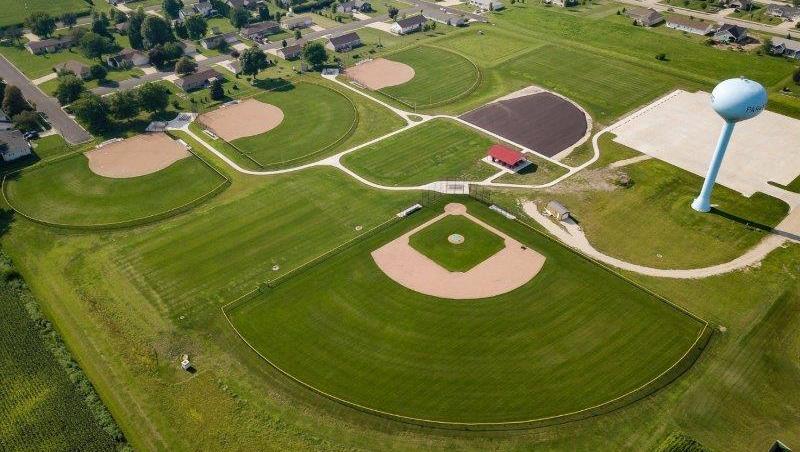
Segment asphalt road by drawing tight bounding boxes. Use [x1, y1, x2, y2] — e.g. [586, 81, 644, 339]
[0, 55, 92, 144]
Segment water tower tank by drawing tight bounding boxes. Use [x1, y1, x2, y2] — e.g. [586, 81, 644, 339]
[710, 77, 767, 123]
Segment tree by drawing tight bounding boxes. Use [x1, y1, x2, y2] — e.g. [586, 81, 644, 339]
[128, 9, 146, 49]
[294, 29, 301, 39]
[90, 64, 108, 81]
[185, 14, 208, 39]
[388, 6, 399, 19]
[281, 39, 287, 48]
[80, 32, 113, 60]
[148, 46, 167, 67]
[761, 37, 773, 55]
[25, 12, 56, 38]
[3, 26, 23, 44]
[794, 67, 800, 85]
[12, 110, 39, 132]
[137, 82, 170, 113]
[163, 0, 184, 19]
[258, 4, 270, 20]
[107, 90, 140, 120]
[61, 12, 77, 28]
[230, 7, 250, 29]
[91, 12, 111, 35]
[141, 15, 174, 49]
[0, 79, 5, 106]
[163, 41, 184, 60]
[71, 93, 109, 133]
[2, 85, 28, 117]
[175, 56, 197, 74]
[174, 21, 189, 39]
[55, 75, 85, 104]
[303, 41, 327, 69]
[239, 47, 269, 77]
[209, 78, 224, 100]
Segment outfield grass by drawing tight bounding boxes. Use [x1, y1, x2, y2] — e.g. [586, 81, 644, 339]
[3, 147, 227, 227]
[0, 0, 89, 27]
[229, 198, 705, 423]
[341, 119, 497, 186]
[435, 27, 542, 66]
[408, 214, 505, 271]
[379, 46, 480, 109]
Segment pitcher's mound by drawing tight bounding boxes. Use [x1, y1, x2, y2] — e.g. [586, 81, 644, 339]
[345, 58, 415, 90]
[198, 98, 284, 141]
[85, 133, 190, 178]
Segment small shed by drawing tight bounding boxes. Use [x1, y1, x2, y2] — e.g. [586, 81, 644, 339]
[546, 201, 570, 221]
[487, 144, 525, 169]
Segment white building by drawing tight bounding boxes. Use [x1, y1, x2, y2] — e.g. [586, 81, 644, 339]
[467, 0, 505, 11]
[0, 130, 32, 162]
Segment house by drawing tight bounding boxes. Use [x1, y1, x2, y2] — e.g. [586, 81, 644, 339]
[354, 0, 372, 12]
[545, 201, 570, 221]
[241, 21, 281, 42]
[194, 1, 215, 16]
[487, 144, 526, 170]
[174, 68, 222, 91]
[390, 15, 427, 35]
[114, 21, 130, 34]
[336, 1, 356, 14]
[201, 32, 239, 49]
[544, 0, 578, 7]
[665, 15, 716, 35]
[713, 23, 748, 43]
[722, 0, 752, 10]
[106, 48, 149, 68]
[281, 16, 313, 30]
[178, 6, 197, 21]
[467, 0, 504, 11]
[226, 0, 261, 9]
[0, 130, 32, 162]
[54, 60, 91, 80]
[0, 112, 13, 131]
[25, 35, 76, 55]
[765, 4, 800, 20]
[424, 10, 469, 26]
[626, 7, 664, 27]
[326, 32, 361, 52]
[276, 43, 303, 60]
[770, 37, 800, 59]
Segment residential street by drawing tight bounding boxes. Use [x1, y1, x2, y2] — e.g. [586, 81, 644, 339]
[0, 55, 92, 144]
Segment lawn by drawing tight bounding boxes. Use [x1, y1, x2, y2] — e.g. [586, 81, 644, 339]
[728, 3, 785, 25]
[0, 42, 96, 79]
[493, 154, 570, 185]
[408, 213, 505, 271]
[228, 198, 706, 423]
[379, 45, 480, 109]
[341, 119, 498, 186]
[366, 0, 413, 16]
[3, 144, 228, 227]
[0, 0, 89, 27]
[434, 27, 542, 66]
[659, 0, 722, 13]
[38, 67, 146, 95]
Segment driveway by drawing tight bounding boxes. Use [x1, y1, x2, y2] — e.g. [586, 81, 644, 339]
[0, 55, 92, 144]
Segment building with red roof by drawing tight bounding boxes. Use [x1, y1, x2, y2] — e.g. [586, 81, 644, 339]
[488, 144, 526, 170]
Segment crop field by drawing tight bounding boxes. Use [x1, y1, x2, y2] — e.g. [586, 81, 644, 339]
[341, 119, 497, 186]
[379, 46, 480, 109]
[223, 83, 357, 168]
[228, 198, 706, 423]
[0, 0, 89, 27]
[3, 150, 227, 227]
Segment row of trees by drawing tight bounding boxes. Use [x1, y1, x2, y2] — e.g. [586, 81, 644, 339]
[70, 83, 172, 133]
[0, 80, 40, 132]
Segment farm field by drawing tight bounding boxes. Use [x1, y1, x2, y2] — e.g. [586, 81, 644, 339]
[408, 213, 505, 271]
[0, 0, 89, 27]
[379, 46, 480, 109]
[3, 147, 227, 227]
[228, 198, 706, 423]
[341, 119, 497, 186]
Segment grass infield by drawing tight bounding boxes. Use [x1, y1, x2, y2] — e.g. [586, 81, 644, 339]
[228, 198, 706, 425]
[408, 214, 505, 272]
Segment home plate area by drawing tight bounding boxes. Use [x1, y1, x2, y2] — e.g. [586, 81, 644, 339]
[371, 203, 546, 299]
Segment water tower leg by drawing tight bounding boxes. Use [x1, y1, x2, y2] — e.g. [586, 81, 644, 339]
[692, 121, 735, 213]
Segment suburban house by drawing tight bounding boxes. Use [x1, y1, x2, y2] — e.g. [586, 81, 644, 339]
[390, 15, 427, 35]
[226, 0, 261, 9]
[626, 7, 664, 27]
[114, 21, 130, 33]
[336, 1, 356, 14]
[25, 36, 76, 55]
[770, 37, 800, 58]
[424, 11, 468, 26]
[54, 60, 91, 80]
[276, 43, 303, 59]
[355, 0, 372, 12]
[722, 0, 752, 10]
[544, 0, 578, 7]
[0, 130, 32, 162]
[0, 112, 13, 131]
[713, 23, 748, 43]
[467, 0, 505, 11]
[194, 1, 215, 16]
[201, 32, 239, 49]
[281, 16, 314, 29]
[545, 201, 571, 221]
[765, 4, 800, 20]
[241, 21, 281, 42]
[106, 48, 149, 68]
[487, 145, 526, 171]
[174, 68, 222, 91]
[665, 15, 716, 35]
[326, 32, 362, 52]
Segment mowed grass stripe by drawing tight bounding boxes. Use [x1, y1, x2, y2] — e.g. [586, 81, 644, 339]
[380, 46, 480, 109]
[229, 199, 704, 423]
[341, 119, 497, 186]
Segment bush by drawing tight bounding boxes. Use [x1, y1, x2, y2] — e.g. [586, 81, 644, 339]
[12, 110, 39, 131]
[655, 52, 667, 61]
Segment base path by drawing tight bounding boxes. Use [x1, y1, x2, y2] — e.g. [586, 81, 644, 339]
[85, 133, 190, 178]
[372, 203, 546, 299]
[344, 58, 415, 90]
[197, 99, 284, 141]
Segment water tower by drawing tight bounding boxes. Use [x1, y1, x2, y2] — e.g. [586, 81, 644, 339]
[691, 77, 767, 212]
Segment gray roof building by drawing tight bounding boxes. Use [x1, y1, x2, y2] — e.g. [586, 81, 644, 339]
[174, 68, 222, 91]
[326, 32, 361, 52]
[0, 130, 32, 162]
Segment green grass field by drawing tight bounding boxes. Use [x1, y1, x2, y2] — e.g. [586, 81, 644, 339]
[3, 146, 227, 227]
[379, 46, 480, 109]
[217, 82, 357, 168]
[228, 199, 705, 423]
[341, 119, 497, 186]
[0, 0, 89, 27]
[493, 154, 570, 185]
[408, 214, 505, 271]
